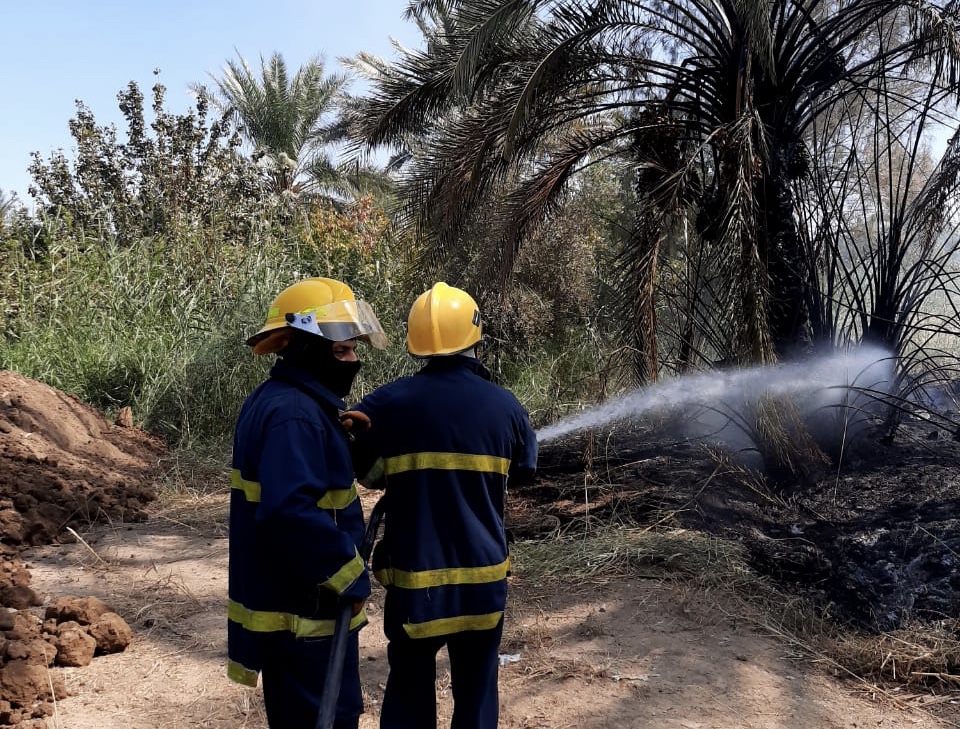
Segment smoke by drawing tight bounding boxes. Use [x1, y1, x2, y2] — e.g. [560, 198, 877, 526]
[535, 346, 896, 455]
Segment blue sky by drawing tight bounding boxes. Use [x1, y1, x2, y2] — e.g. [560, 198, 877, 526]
[1, 1, 423, 204]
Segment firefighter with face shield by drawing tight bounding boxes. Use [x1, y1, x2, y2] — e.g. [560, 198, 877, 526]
[343, 282, 538, 729]
[227, 277, 388, 729]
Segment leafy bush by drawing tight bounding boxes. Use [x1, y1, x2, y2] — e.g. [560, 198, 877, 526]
[0, 193, 416, 449]
[27, 77, 272, 248]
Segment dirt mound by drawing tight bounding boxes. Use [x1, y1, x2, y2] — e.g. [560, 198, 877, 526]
[0, 370, 165, 726]
[0, 371, 164, 551]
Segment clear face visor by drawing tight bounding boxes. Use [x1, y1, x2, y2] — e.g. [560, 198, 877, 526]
[284, 299, 388, 349]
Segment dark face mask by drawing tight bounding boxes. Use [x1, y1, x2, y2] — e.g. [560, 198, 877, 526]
[281, 334, 362, 398]
[323, 357, 362, 398]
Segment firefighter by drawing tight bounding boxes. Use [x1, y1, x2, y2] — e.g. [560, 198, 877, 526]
[344, 282, 538, 729]
[227, 276, 388, 729]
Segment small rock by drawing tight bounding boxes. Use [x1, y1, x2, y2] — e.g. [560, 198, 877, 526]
[0, 658, 63, 705]
[0, 609, 15, 632]
[115, 406, 134, 428]
[89, 612, 132, 654]
[45, 596, 112, 625]
[0, 584, 40, 610]
[54, 621, 96, 667]
[4, 638, 56, 666]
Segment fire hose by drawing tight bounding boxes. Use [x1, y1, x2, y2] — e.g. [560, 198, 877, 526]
[315, 495, 387, 729]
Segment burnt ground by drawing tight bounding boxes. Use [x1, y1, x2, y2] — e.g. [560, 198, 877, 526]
[511, 413, 960, 635]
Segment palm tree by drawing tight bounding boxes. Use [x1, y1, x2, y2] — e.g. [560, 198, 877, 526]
[351, 0, 960, 382]
[203, 51, 388, 199]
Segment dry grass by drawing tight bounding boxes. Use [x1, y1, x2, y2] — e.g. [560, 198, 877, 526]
[129, 567, 208, 634]
[513, 525, 761, 588]
[150, 492, 230, 538]
[748, 395, 831, 479]
[154, 444, 231, 497]
[151, 448, 231, 537]
[831, 622, 960, 687]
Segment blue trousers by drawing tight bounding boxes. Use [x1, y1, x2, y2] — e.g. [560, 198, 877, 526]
[261, 630, 363, 729]
[380, 619, 504, 729]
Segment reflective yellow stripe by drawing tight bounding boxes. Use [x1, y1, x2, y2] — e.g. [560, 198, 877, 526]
[317, 481, 358, 510]
[374, 557, 510, 589]
[228, 599, 292, 632]
[227, 659, 259, 687]
[382, 452, 510, 476]
[232, 471, 358, 510]
[404, 611, 503, 639]
[321, 551, 366, 595]
[228, 599, 367, 638]
[231, 469, 261, 502]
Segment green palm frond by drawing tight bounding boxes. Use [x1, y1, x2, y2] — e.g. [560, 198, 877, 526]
[206, 51, 355, 195]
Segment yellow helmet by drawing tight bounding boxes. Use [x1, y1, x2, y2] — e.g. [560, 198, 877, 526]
[246, 277, 388, 350]
[406, 282, 481, 357]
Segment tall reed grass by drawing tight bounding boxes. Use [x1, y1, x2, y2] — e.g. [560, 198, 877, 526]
[0, 207, 414, 448]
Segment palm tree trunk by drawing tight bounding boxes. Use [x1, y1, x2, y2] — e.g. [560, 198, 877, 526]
[761, 161, 810, 359]
[626, 214, 662, 384]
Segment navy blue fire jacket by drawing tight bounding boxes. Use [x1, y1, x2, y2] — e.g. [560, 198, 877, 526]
[353, 355, 537, 640]
[227, 359, 370, 686]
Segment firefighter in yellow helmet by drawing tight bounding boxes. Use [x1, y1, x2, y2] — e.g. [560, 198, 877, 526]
[345, 282, 538, 729]
[228, 277, 387, 729]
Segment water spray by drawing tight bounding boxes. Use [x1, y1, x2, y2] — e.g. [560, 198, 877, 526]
[535, 345, 895, 444]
